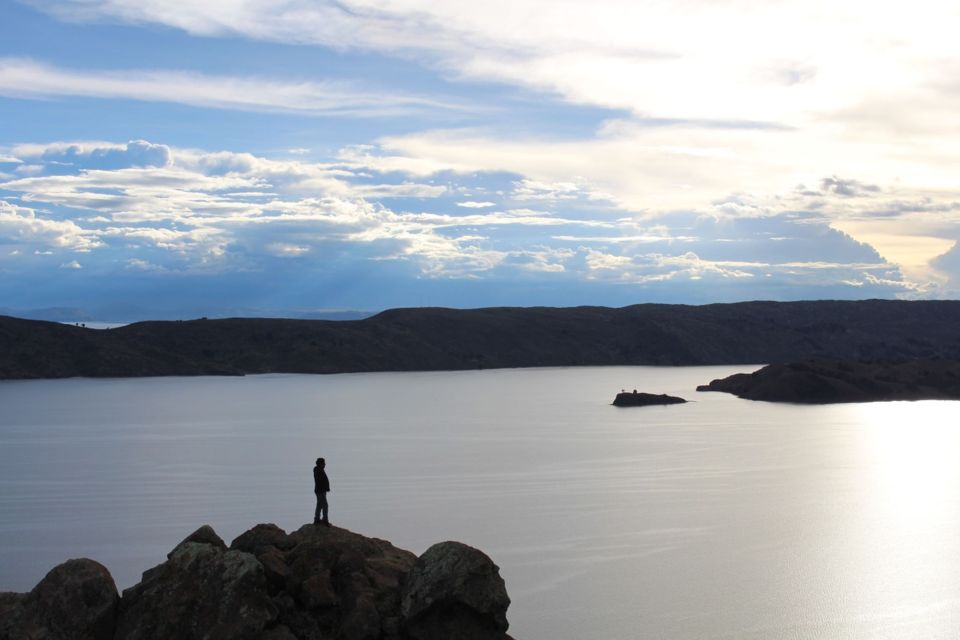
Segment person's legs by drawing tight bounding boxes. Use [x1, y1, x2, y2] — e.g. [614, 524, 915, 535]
[319, 492, 329, 525]
[314, 493, 323, 524]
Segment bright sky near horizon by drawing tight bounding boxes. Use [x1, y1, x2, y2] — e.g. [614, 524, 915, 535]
[2, 0, 960, 318]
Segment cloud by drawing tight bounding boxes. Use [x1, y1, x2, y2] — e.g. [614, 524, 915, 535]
[511, 179, 612, 203]
[0, 138, 926, 304]
[30, 1, 960, 123]
[819, 176, 881, 198]
[125, 258, 166, 271]
[456, 201, 495, 208]
[265, 242, 311, 257]
[0, 200, 101, 251]
[16, 140, 173, 171]
[0, 57, 469, 117]
[22, 2, 960, 236]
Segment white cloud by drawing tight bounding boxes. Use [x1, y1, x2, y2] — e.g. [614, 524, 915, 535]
[512, 178, 612, 203]
[456, 201, 495, 208]
[0, 57, 470, 117]
[0, 200, 102, 251]
[125, 258, 166, 271]
[0, 138, 929, 295]
[60, 260, 82, 269]
[32, 1, 960, 123]
[265, 242, 311, 257]
[584, 249, 633, 271]
[30, 0, 954, 286]
[332, 181, 447, 199]
[23, 2, 960, 223]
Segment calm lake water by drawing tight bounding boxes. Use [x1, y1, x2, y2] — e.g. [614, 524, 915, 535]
[3, 366, 960, 639]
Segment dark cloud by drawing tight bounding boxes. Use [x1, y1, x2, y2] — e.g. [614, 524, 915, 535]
[931, 240, 960, 278]
[819, 176, 881, 198]
[858, 199, 960, 218]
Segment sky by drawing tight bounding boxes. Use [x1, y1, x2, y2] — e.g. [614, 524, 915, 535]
[2, 0, 960, 319]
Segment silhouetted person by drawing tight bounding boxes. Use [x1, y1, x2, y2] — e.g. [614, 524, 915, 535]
[313, 457, 330, 526]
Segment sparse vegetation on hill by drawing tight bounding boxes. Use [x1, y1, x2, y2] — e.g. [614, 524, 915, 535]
[2, 300, 960, 379]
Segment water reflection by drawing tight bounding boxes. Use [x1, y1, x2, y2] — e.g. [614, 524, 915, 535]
[854, 402, 960, 528]
[836, 401, 960, 639]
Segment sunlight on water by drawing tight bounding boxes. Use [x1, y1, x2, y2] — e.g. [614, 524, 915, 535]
[827, 401, 960, 639]
[854, 402, 960, 528]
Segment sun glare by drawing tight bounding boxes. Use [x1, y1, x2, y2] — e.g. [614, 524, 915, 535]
[852, 401, 960, 529]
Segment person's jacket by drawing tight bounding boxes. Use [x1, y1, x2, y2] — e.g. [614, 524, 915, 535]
[314, 466, 330, 494]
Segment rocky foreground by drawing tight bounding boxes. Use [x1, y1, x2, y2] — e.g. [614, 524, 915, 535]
[697, 359, 960, 403]
[0, 523, 512, 640]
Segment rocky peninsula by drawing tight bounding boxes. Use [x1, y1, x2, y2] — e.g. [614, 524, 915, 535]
[697, 359, 960, 404]
[0, 523, 512, 640]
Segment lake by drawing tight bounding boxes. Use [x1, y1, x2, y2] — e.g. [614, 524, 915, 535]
[2, 366, 960, 639]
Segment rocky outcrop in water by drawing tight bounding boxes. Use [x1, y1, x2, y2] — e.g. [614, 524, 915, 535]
[696, 359, 960, 403]
[612, 391, 687, 407]
[0, 524, 512, 640]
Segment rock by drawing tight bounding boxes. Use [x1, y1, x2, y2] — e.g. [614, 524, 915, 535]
[298, 569, 339, 609]
[169, 524, 227, 557]
[115, 533, 277, 639]
[231, 523, 294, 555]
[282, 524, 417, 639]
[0, 558, 119, 640]
[4, 523, 513, 640]
[612, 391, 687, 407]
[0, 592, 24, 619]
[341, 594, 381, 640]
[258, 625, 298, 640]
[401, 541, 510, 640]
[258, 548, 293, 591]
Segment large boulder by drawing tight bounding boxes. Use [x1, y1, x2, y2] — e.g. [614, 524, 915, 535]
[0, 558, 119, 640]
[280, 524, 417, 640]
[401, 541, 511, 640]
[114, 526, 278, 639]
[231, 523, 294, 556]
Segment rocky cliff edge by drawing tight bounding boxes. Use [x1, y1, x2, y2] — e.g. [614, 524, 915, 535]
[0, 523, 512, 640]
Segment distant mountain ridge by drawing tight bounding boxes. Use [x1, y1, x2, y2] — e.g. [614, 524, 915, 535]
[2, 300, 960, 379]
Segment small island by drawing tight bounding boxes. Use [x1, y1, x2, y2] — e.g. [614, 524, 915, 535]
[613, 391, 687, 407]
[697, 359, 960, 404]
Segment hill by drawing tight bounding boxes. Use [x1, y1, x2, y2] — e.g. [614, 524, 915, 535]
[697, 359, 960, 403]
[3, 300, 960, 379]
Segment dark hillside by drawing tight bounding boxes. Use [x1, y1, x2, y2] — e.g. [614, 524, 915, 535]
[2, 299, 960, 379]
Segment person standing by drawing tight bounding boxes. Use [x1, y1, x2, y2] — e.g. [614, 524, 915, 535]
[313, 457, 330, 526]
